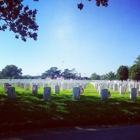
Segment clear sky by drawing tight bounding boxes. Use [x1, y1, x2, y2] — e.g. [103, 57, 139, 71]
[0, 0, 140, 77]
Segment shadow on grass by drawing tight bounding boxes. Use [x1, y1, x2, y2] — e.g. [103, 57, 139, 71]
[0, 84, 140, 132]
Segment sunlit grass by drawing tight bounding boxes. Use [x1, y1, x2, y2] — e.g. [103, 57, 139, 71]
[0, 83, 140, 132]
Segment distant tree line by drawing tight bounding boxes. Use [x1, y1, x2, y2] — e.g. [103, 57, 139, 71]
[90, 55, 140, 82]
[0, 65, 89, 80]
[0, 55, 140, 81]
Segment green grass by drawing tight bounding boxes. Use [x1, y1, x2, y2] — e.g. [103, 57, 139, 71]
[0, 83, 140, 132]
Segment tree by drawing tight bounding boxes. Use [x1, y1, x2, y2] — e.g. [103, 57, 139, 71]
[90, 73, 100, 80]
[100, 74, 108, 80]
[134, 55, 140, 65]
[77, 0, 108, 10]
[0, 0, 38, 42]
[116, 65, 129, 81]
[41, 67, 61, 79]
[106, 71, 116, 81]
[0, 71, 3, 79]
[129, 64, 140, 82]
[1, 65, 22, 79]
[1, 0, 108, 41]
[61, 68, 77, 79]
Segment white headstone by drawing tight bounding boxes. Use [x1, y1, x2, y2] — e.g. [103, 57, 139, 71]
[44, 87, 51, 100]
[119, 86, 126, 94]
[73, 87, 80, 99]
[62, 83, 67, 91]
[67, 83, 73, 89]
[98, 85, 104, 94]
[17, 82, 20, 87]
[113, 84, 118, 91]
[129, 84, 133, 91]
[54, 85, 60, 94]
[3, 83, 11, 92]
[20, 83, 24, 88]
[32, 85, 38, 95]
[130, 88, 137, 99]
[44, 83, 48, 87]
[25, 83, 29, 90]
[7, 87, 15, 99]
[101, 89, 109, 100]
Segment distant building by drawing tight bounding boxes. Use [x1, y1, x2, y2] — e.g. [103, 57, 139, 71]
[46, 76, 52, 80]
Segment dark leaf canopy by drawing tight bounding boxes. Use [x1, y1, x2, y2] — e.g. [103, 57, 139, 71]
[117, 65, 129, 81]
[0, 0, 38, 41]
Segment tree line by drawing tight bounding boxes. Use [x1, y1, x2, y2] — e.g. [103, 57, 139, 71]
[91, 55, 140, 82]
[0, 66, 88, 80]
[0, 55, 140, 81]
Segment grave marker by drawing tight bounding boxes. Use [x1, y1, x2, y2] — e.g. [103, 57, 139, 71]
[3, 83, 11, 92]
[130, 88, 137, 99]
[101, 89, 109, 100]
[54, 85, 60, 94]
[32, 85, 38, 95]
[7, 87, 15, 99]
[119, 86, 126, 94]
[44, 87, 51, 100]
[73, 87, 80, 99]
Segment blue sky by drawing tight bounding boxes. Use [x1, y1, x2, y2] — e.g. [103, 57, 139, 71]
[0, 0, 140, 77]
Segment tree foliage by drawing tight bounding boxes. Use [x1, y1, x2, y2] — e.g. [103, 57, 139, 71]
[106, 71, 116, 81]
[41, 67, 61, 79]
[1, 65, 22, 79]
[134, 55, 140, 65]
[0, 0, 38, 42]
[61, 68, 77, 79]
[0, 0, 109, 41]
[100, 74, 108, 80]
[77, 0, 108, 10]
[41, 67, 80, 80]
[116, 65, 129, 81]
[129, 64, 140, 82]
[90, 73, 100, 80]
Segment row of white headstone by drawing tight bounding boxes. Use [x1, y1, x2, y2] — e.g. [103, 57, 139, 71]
[1, 79, 140, 100]
[2, 81, 87, 100]
[91, 81, 140, 100]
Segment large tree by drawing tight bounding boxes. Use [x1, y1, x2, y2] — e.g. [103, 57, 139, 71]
[106, 71, 116, 81]
[100, 74, 108, 80]
[129, 64, 140, 82]
[61, 68, 77, 79]
[41, 67, 61, 79]
[90, 73, 100, 80]
[1, 65, 22, 79]
[0, 0, 108, 41]
[116, 65, 129, 81]
[134, 55, 140, 65]
[0, 0, 38, 42]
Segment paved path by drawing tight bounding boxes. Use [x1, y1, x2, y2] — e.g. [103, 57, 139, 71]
[1, 125, 140, 140]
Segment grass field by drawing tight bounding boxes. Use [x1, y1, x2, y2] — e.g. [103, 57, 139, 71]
[0, 83, 140, 132]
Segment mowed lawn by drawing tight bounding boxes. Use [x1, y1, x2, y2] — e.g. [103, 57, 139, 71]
[0, 83, 140, 132]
